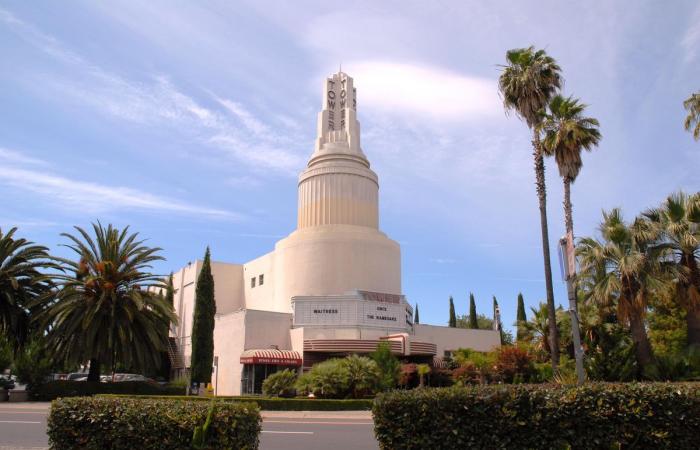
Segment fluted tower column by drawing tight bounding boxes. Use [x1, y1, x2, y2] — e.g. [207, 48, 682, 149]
[297, 71, 379, 229]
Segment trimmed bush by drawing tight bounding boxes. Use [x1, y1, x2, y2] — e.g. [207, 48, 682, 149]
[31, 380, 185, 401]
[99, 394, 373, 410]
[373, 383, 700, 449]
[48, 396, 260, 450]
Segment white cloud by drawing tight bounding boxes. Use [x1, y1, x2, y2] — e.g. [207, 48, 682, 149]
[344, 61, 500, 121]
[1, 7, 304, 175]
[0, 147, 46, 166]
[0, 152, 240, 220]
[681, 4, 700, 63]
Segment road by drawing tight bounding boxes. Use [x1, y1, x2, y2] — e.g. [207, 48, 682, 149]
[0, 403, 379, 450]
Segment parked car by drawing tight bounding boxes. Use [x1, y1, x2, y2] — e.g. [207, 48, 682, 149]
[67, 372, 89, 381]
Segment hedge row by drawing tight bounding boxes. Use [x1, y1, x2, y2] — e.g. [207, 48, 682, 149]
[48, 397, 261, 450]
[373, 383, 700, 449]
[31, 380, 185, 400]
[98, 394, 373, 410]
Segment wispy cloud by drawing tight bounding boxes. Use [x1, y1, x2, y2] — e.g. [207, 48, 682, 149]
[0, 150, 240, 220]
[0, 147, 47, 166]
[346, 61, 500, 121]
[429, 257, 458, 264]
[0, 7, 305, 175]
[681, 4, 700, 64]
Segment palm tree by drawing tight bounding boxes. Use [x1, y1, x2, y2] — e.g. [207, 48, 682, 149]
[0, 228, 56, 352]
[416, 363, 431, 388]
[644, 191, 700, 347]
[684, 92, 700, 141]
[499, 46, 563, 367]
[523, 302, 566, 358]
[577, 209, 669, 369]
[540, 95, 601, 237]
[35, 223, 176, 381]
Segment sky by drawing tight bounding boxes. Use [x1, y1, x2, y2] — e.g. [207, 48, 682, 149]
[1, 1, 698, 333]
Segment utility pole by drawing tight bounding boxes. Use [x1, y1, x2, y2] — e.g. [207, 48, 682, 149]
[558, 234, 585, 385]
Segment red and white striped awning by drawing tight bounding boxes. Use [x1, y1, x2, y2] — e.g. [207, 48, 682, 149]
[240, 349, 302, 366]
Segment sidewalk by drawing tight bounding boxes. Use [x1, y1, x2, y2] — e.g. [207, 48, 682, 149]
[261, 410, 372, 420]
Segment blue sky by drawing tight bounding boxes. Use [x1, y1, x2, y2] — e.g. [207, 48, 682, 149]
[1, 1, 698, 333]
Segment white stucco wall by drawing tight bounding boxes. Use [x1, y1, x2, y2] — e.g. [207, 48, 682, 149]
[413, 324, 501, 356]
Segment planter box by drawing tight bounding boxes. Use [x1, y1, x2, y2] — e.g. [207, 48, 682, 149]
[0, 390, 8, 402]
[8, 390, 29, 402]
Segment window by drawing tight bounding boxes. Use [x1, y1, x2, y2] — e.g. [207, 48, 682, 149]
[258, 274, 264, 286]
[250, 277, 256, 288]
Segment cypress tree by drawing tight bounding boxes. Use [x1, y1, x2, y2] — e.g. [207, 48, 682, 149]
[163, 273, 175, 337]
[414, 303, 420, 324]
[448, 296, 456, 327]
[468, 293, 478, 329]
[516, 292, 527, 341]
[190, 247, 216, 385]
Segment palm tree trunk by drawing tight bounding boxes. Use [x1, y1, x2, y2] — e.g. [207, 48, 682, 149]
[683, 253, 700, 348]
[628, 311, 653, 369]
[87, 357, 100, 382]
[533, 133, 560, 367]
[563, 177, 574, 234]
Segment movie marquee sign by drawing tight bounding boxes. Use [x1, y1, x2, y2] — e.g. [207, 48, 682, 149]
[293, 293, 410, 330]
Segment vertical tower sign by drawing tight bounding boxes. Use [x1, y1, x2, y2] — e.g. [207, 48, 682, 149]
[315, 71, 362, 154]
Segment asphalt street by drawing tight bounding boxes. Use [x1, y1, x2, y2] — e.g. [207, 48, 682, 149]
[0, 403, 379, 450]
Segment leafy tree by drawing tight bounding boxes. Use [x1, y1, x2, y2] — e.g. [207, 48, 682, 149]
[516, 293, 527, 341]
[12, 337, 54, 390]
[577, 209, 670, 370]
[468, 293, 478, 329]
[499, 46, 563, 367]
[0, 334, 12, 373]
[647, 291, 687, 358]
[36, 223, 175, 382]
[644, 191, 700, 348]
[494, 346, 535, 383]
[190, 247, 216, 385]
[684, 91, 700, 140]
[371, 341, 400, 390]
[456, 313, 493, 330]
[262, 369, 297, 397]
[0, 227, 56, 352]
[584, 320, 638, 381]
[295, 358, 351, 398]
[416, 364, 431, 388]
[414, 303, 419, 324]
[448, 296, 456, 327]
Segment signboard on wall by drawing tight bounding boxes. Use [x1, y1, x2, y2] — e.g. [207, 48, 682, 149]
[292, 294, 410, 331]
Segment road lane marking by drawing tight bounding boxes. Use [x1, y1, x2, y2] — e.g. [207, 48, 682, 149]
[265, 420, 373, 425]
[0, 420, 42, 424]
[262, 431, 314, 435]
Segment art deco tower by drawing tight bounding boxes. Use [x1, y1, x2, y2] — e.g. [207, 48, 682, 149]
[271, 71, 402, 311]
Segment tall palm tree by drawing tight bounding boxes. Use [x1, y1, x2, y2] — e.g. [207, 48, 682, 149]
[644, 191, 700, 347]
[577, 209, 669, 370]
[35, 223, 176, 381]
[499, 46, 563, 367]
[0, 227, 56, 352]
[684, 92, 700, 141]
[540, 95, 601, 237]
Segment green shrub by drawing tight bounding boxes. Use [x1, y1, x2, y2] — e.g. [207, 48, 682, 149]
[294, 356, 380, 398]
[373, 383, 700, 449]
[99, 394, 374, 410]
[31, 380, 185, 400]
[371, 342, 400, 390]
[48, 397, 261, 450]
[13, 339, 53, 390]
[262, 369, 297, 397]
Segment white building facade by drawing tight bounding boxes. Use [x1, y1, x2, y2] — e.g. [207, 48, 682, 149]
[169, 71, 501, 395]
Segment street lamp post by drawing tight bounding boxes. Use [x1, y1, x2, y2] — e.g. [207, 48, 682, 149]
[558, 233, 585, 385]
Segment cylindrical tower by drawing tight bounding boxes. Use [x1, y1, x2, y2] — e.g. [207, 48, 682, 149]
[272, 71, 402, 312]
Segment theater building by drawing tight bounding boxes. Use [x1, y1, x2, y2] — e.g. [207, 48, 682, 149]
[168, 71, 501, 395]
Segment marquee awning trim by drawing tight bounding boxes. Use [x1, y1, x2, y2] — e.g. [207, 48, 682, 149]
[240, 349, 302, 366]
